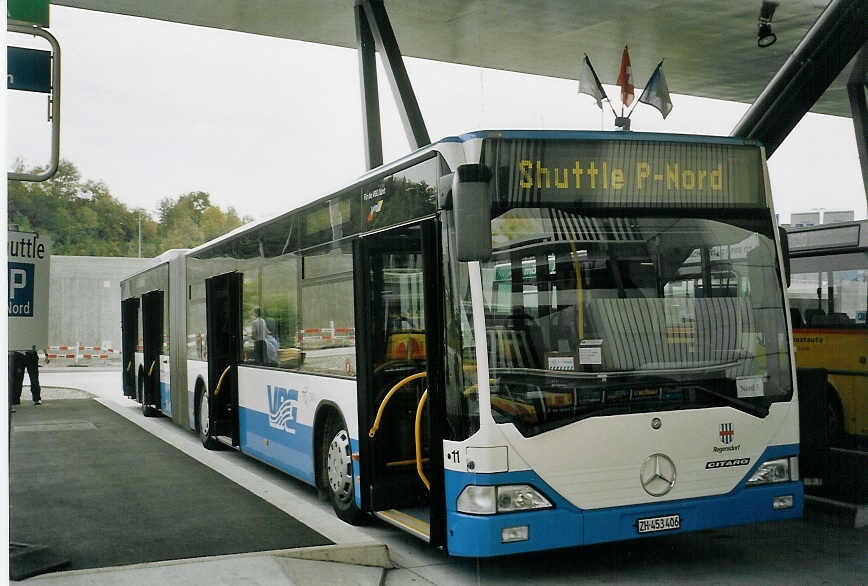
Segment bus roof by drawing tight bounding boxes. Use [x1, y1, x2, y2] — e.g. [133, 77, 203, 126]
[185, 129, 767, 259]
[445, 130, 763, 147]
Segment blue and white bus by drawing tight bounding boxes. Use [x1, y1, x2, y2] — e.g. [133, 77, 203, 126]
[120, 130, 802, 557]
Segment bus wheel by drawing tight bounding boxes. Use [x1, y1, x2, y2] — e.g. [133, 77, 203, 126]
[198, 388, 221, 451]
[323, 415, 365, 525]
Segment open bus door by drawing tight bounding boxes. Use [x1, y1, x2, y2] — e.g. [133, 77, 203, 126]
[140, 290, 163, 416]
[204, 272, 242, 447]
[356, 220, 446, 547]
[121, 297, 139, 398]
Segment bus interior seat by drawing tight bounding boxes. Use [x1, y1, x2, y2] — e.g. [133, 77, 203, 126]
[803, 308, 825, 327]
[543, 310, 578, 353]
[790, 308, 805, 328]
[487, 324, 537, 369]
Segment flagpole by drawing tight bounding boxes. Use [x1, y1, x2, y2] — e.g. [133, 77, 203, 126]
[582, 53, 619, 119]
[625, 88, 645, 119]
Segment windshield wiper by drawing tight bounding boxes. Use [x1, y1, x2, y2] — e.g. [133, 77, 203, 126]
[689, 385, 769, 418]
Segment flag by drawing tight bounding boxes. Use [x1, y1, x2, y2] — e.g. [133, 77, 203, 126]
[577, 54, 608, 109]
[616, 46, 634, 108]
[638, 61, 673, 119]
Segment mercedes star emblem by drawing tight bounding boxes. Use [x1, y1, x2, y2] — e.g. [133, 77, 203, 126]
[640, 453, 676, 496]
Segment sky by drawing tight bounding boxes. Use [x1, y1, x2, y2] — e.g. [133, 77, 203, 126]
[6, 5, 867, 225]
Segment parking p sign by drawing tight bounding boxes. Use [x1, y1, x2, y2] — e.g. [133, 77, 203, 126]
[9, 262, 35, 316]
[8, 231, 51, 350]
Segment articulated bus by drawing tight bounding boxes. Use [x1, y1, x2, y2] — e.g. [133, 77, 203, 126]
[786, 219, 868, 440]
[121, 130, 802, 557]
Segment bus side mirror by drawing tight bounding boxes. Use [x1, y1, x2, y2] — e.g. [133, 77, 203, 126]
[452, 164, 492, 261]
[778, 226, 791, 288]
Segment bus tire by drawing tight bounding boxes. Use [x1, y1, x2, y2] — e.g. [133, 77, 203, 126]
[323, 414, 365, 525]
[197, 386, 221, 451]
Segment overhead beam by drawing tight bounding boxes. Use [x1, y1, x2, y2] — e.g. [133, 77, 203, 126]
[731, 0, 866, 156]
[355, 2, 382, 170]
[846, 46, 867, 200]
[359, 0, 430, 156]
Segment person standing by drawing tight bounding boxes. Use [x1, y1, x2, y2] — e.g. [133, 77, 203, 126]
[11, 347, 42, 405]
[9, 351, 24, 407]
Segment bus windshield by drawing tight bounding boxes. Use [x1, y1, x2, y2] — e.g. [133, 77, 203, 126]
[477, 208, 792, 436]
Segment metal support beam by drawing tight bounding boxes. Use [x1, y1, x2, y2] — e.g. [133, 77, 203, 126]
[360, 0, 430, 153]
[355, 2, 382, 170]
[731, 0, 866, 157]
[847, 46, 868, 202]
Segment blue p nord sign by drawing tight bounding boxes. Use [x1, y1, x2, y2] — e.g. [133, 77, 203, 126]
[8, 231, 51, 350]
[9, 262, 35, 316]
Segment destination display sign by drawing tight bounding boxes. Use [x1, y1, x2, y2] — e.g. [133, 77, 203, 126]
[788, 224, 861, 252]
[481, 138, 765, 209]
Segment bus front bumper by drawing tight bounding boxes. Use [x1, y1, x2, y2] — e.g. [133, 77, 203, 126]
[445, 470, 803, 557]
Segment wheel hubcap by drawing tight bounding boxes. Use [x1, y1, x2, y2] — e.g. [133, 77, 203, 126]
[327, 429, 353, 504]
[199, 392, 209, 437]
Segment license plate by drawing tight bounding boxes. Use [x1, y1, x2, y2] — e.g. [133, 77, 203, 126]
[637, 514, 681, 534]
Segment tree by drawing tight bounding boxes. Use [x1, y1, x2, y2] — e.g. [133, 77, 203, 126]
[8, 160, 249, 257]
[158, 192, 247, 250]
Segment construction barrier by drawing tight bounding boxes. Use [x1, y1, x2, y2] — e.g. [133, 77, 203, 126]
[43, 343, 121, 366]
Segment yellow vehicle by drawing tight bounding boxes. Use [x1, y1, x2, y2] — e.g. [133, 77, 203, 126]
[786, 219, 868, 439]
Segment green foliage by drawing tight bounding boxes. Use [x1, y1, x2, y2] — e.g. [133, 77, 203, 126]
[7, 160, 251, 257]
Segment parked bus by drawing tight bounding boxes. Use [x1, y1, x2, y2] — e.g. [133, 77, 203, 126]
[786, 219, 867, 440]
[121, 130, 802, 557]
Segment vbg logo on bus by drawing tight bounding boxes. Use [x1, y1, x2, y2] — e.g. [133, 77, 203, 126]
[267, 385, 298, 434]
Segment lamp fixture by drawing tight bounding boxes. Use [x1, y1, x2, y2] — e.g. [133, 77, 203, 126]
[757, 1, 779, 48]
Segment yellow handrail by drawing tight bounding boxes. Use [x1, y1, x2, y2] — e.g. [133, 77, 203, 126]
[373, 359, 423, 374]
[126, 361, 132, 373]
[369, 372, 427, 438]
[213, 364, 232, 396]
[385, 457, 430, 468]
[415, 389, 430, 491]
[147, 361, 156, 376]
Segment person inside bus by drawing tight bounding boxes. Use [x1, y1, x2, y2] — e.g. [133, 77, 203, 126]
[249, 307, 271, 364]
[264, 318, 279, 366]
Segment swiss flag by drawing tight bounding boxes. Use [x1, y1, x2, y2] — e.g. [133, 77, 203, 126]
[617, 46, 634, 108]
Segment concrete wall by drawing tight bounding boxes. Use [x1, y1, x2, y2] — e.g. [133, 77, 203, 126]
[49, 256, 155, 350]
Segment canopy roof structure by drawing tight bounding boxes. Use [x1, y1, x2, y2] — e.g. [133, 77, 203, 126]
[54, 0, 861, 117]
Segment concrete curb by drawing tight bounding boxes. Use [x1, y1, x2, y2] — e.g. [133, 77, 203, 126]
[276, 542, 394, 568]
[18, 543, 393, 583]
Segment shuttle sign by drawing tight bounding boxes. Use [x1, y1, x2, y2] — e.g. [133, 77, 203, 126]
[8, 231, 50, 350]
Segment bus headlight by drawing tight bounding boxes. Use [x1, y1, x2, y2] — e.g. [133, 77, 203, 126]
[746, 457, 797, 485]
[456, 485, 496, 515]
[496, 485, 552, 512]
[457, 484, 552, 515]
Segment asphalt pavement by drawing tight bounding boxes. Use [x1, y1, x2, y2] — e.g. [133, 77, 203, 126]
[9, 368, 866, 585]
